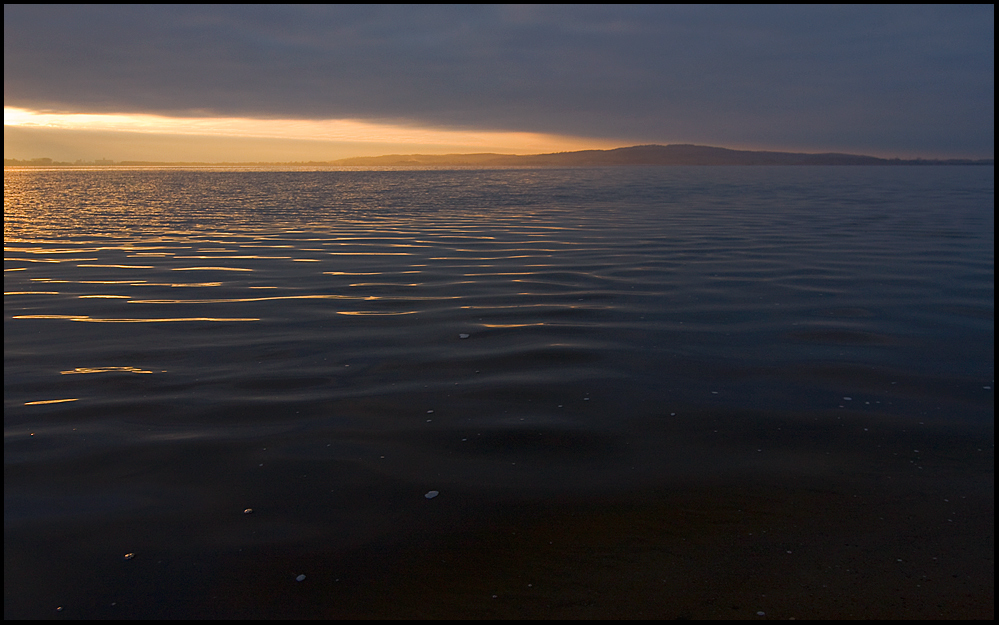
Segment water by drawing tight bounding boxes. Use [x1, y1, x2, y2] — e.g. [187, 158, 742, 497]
[4, 166, 993, 618]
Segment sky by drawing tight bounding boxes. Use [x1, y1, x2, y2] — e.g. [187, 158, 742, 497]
[4, 5, 994, 162]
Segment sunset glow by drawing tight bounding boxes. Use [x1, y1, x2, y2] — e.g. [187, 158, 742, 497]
[4, 106, 616, 156]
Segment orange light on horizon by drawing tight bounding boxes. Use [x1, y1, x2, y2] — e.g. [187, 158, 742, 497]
[3, 106, 617, 154]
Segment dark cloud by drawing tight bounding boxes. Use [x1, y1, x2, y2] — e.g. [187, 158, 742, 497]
[4, 5, 994, 157]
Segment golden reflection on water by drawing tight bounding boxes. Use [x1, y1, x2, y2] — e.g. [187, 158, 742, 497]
[6, 258, 86, 263]
[24, 398, 79, 406]
[8, 246, 181, 254]
[124, 293, 452, 304]
[327, 252, 414, 256]
[324, 271, 419, 276]
[61, 366, 157, 375]
[13, 314, 259, 322]
[19, 279, 220, 287]
[127, 294, 360, 303]
[134, 282, 224, 287]
[170, 267, 254, 271]
[76, 264, 154, 269]
[174, 255, 288, 259]
[336, 310, 418, 316]
[76, 280, 140, 284]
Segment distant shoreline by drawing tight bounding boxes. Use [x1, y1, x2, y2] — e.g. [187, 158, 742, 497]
[5, 144, 994, 168]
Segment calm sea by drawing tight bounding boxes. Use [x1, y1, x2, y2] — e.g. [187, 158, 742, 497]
[4, 166, 994, 618]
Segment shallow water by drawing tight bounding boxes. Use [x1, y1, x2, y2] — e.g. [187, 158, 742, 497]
[4, 166, 993, 618]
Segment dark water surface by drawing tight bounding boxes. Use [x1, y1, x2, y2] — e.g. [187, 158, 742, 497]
[4, 166, 993, 618]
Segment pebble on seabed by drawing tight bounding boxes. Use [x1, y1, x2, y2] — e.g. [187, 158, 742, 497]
[459, 334, 470, 339]
[425, 490, 439, 499]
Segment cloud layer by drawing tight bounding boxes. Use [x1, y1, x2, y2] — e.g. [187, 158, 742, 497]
[4, 5, 994, 158]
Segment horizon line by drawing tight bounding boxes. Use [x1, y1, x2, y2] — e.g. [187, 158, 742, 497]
[5, 143, 994, 166]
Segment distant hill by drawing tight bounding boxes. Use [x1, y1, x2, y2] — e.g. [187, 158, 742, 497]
[6, 144, 993, 168]
[330, 144, 993, 167]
